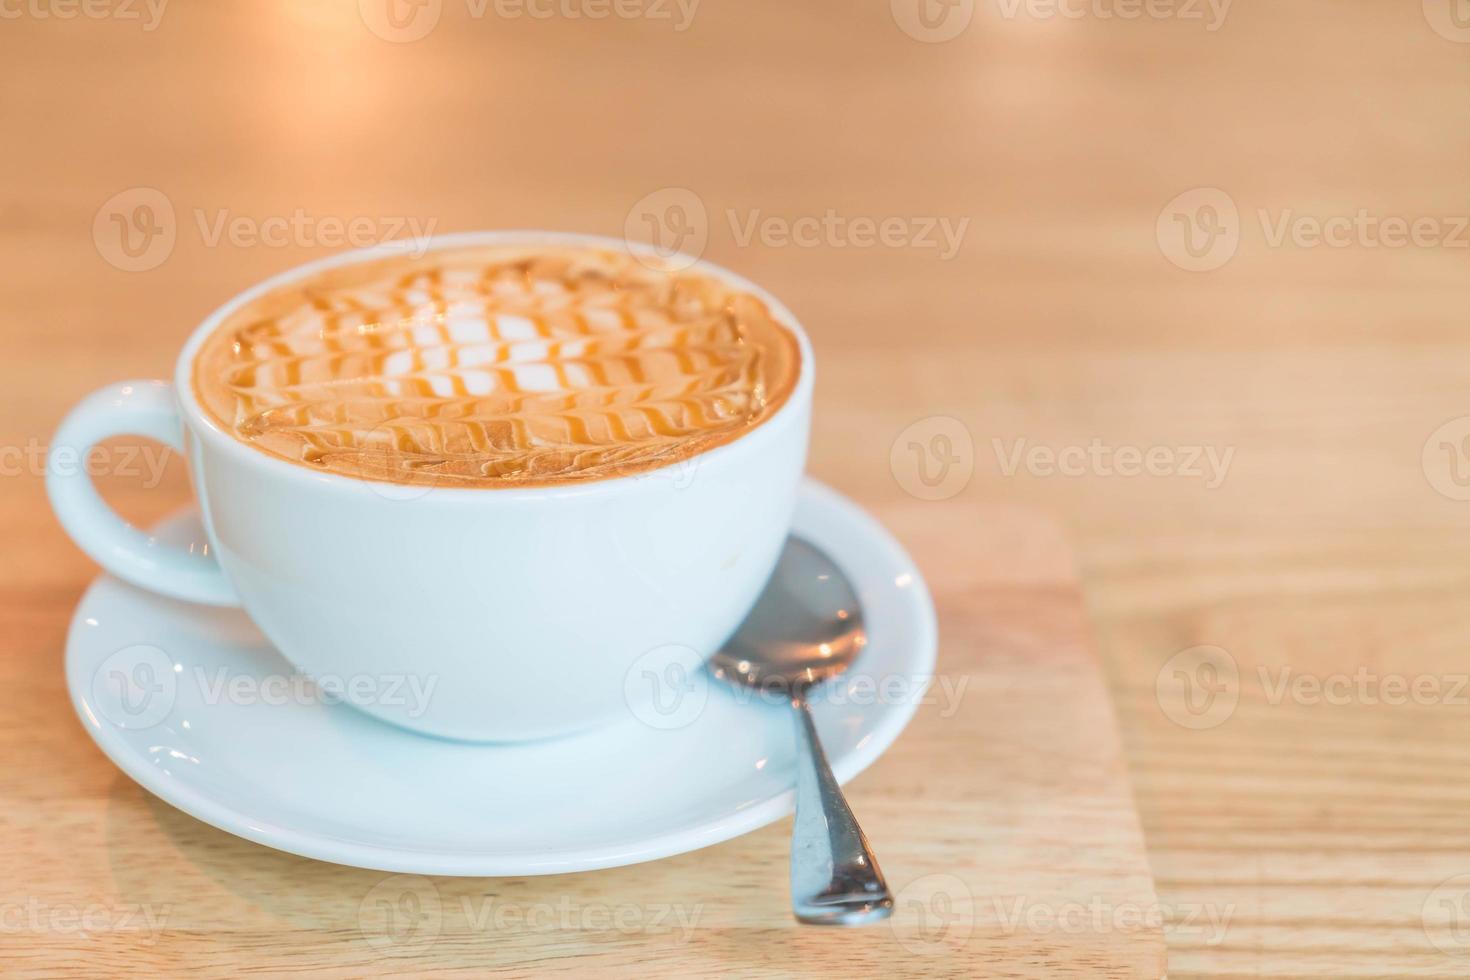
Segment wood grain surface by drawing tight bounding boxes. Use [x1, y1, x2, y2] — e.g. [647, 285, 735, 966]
[3, 1, 1470, 976]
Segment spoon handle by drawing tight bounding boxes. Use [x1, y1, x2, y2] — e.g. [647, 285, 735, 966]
[788, 695, 894, 925]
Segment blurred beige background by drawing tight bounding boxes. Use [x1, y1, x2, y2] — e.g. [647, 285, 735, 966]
[5, 1, 1470, 975]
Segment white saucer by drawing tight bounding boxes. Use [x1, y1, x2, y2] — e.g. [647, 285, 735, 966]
[66, 479, 936, 876]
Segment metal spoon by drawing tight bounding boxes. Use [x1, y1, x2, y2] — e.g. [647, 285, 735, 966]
[709, 537, 893, 926]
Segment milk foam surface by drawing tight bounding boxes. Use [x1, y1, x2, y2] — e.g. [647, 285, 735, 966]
[191, 245, 801, 488]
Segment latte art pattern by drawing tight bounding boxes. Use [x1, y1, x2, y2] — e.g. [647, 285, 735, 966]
[191, 245, 801, 488]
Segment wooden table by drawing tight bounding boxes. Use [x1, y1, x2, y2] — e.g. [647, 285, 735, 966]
[4, 1, 1470, 975]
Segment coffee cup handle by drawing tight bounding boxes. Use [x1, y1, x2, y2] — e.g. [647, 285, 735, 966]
[47, 380, 240, 607]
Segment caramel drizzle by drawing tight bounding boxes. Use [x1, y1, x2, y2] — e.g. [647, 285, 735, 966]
[194, 248, 798, 487]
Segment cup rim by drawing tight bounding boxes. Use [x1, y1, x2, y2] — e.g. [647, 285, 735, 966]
[172, 230, 815, 501]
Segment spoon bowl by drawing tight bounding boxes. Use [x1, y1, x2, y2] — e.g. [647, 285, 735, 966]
[710, 538, 868, 692]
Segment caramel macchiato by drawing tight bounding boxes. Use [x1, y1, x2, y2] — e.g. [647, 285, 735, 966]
[191, 244, 801, 488]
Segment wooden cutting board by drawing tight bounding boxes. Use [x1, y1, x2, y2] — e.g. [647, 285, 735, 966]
[4, 496, 1163, 978]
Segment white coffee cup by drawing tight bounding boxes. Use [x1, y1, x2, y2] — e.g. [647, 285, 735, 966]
[48, 231, 814, 741]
